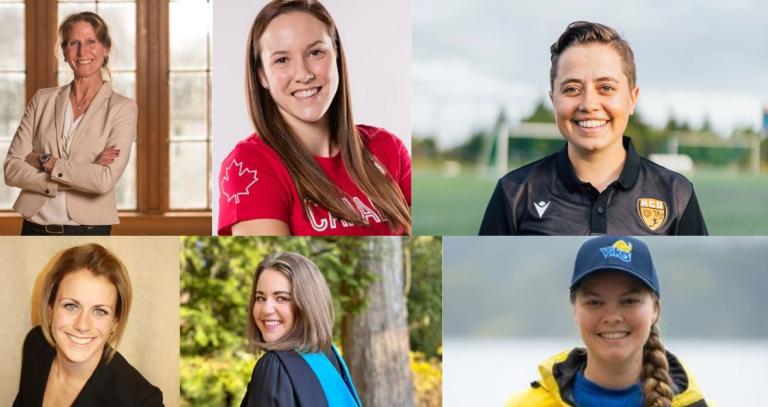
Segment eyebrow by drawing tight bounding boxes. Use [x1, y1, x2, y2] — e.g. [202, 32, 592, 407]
[559, 76, 620, 88]
[255, 290, 292, 296]
[59, 298, 115, 311]
[266, 40, 327, 58]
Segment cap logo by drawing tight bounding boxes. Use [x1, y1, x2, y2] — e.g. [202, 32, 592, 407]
[599, 240, 633, 263]
[637, 198, 667, 231]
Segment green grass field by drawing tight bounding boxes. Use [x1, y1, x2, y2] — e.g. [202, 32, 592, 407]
[413, 166, 768, 235]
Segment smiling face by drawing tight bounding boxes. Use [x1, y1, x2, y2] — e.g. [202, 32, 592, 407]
[573, 271, 658, 369]
[63, 21, 109, 80]
[550, 43, 639, 157]
[50, 269, 118, 367]
[257, 11, 339, 132]
[253, 268, 296, 343]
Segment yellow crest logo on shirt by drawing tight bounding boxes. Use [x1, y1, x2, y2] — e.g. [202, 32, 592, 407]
[637, 198, 667, 231]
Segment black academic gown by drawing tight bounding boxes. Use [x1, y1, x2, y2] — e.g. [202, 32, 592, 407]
[13, 326, 163, 407]
[241, 348, 343, 407]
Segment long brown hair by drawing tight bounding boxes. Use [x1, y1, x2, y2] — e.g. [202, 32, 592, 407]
[245, 0, 410, 233]
[549, 21, 636, 90]
[641, 323, 674, 407]
[247, 252, 333, 353]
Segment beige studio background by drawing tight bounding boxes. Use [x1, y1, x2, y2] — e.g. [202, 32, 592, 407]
[0, 237, 180, 406]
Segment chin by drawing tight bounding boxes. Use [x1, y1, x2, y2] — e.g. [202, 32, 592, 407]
[58, 345, 102, 364]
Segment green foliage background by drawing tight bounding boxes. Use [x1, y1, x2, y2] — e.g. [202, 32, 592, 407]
[180, 236, 442, 406]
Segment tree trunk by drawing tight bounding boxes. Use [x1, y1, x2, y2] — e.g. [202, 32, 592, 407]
[343, 237, 414, 407]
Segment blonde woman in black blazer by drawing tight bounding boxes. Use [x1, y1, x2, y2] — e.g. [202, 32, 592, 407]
[13, 244, 162, 407]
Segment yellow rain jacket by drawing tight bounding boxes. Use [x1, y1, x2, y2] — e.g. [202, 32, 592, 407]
[507, 348, 708, 407]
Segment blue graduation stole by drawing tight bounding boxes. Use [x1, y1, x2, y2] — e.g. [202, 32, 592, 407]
[299, 345, 362, 407]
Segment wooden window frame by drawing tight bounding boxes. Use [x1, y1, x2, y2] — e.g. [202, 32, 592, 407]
[0, 0, 211, 235]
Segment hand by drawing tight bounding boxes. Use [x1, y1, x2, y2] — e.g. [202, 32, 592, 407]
[95, 145, 120, 166]
[24, 151, 43, 171]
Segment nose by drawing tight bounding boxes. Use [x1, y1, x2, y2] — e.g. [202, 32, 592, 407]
[578, 88, 599, 112]
[294, 58, 314, 83]
[263, 298, 276, 314]
[73, 310, 91, 332]
[602, 304, 624, 324]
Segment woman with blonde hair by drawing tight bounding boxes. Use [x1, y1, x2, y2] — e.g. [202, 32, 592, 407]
[14, 243, 162, 406]
[241, 252, 360, 406]
[4, 12, 136, 235]
[508, 236, 707, 406]
[218, 0, 411, 236]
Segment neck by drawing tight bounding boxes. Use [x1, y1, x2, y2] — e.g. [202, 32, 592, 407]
[568, 139, 626, 193]
[583, 352, 642, 390]
[52, 348, 103, 385]
[72, 76, 103, 100]
[285, 114, 335, 157]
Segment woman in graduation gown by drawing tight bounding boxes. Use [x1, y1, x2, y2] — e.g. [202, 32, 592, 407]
[241, 252, 361, 407]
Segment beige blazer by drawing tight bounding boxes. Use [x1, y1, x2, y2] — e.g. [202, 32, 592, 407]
[4, 83, 137, 225]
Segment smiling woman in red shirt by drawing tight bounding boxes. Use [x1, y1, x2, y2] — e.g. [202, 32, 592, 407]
[218, 0, 411, 236]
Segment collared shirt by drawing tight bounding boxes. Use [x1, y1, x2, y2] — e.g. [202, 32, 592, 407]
[479, 137, 707, 235]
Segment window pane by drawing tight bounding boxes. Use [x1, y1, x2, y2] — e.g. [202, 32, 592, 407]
[169, 0, 210, 70]
[115, 141, 137, 210]
[170, 72, 208, 141]
[98, 2, 136, 70]
[0, 4, 24, 71]
[0, 74, 24, 210]
[170, 0, 211, 210]
[170, 141, 208, 208]
[0, 75, 25, 140]
[112, 71, 135, 100]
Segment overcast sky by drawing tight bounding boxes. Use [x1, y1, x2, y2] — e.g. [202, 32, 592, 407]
[413, 0, 768, 147]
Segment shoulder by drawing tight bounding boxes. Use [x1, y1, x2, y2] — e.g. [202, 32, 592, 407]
[102, 352, 163, 406]
[107, 87, 135, 105]
[224, 134, 280, 165]
[105, 88, 138, 117]
[507, 348, 579, 407]
[637, 157, 694, 192]
[667, 351, 708, 406]
[498, 152, 559, 189]
[22, 326, 54, 356]
[254, 350, 285, 371]
[108, 89, 137, 108]
[356, 124, 407, 153]
[26, 86, 65, 107]
[242, 351, 298, 406]
[220, 134, 286, 179]
[34, 85, 66, 99]
[506, 385, 559, 407]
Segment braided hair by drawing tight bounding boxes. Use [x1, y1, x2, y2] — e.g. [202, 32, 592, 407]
[641, 323, 674, 407]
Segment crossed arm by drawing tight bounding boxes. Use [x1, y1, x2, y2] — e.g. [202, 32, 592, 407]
[4, 91, 137, 196]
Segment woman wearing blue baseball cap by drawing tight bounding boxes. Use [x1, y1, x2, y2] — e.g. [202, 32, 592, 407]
[507, 236, 708, 406]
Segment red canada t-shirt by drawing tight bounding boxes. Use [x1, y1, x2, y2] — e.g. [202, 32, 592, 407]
[218, 125, 411, 236]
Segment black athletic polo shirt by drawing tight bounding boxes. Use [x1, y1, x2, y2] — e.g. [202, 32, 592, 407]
[479, 137, 708, 235]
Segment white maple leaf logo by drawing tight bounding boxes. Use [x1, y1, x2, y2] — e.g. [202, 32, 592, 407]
[221, 159, 259, 204]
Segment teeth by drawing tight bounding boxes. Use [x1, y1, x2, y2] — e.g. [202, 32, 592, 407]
[67, 333, 95, 345]
[293, 87, 319, 98]
[264, 320, 282, 327]
[77, 59, 94, 65]
[599, 332, 629, 339]
[577, 120, 607, 128]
